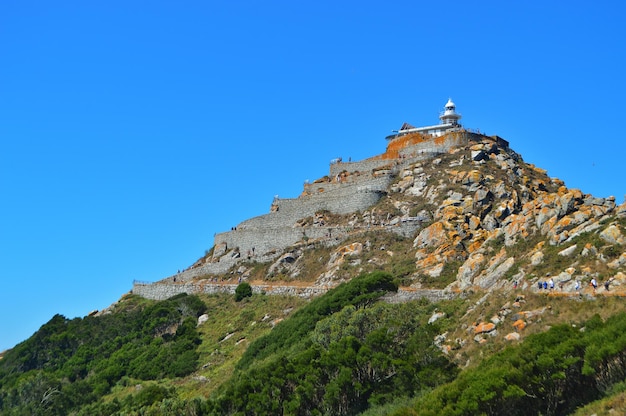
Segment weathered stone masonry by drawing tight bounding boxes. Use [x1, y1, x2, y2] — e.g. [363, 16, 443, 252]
[211, 175, 393, 263]
[146, 130, 499, 288]
[131, 280, 456, 303]
[212, 131, 490, 262]
[132, 281, 329, 300]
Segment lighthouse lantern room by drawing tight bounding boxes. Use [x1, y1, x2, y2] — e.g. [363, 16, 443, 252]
[439, 98, 462, 126]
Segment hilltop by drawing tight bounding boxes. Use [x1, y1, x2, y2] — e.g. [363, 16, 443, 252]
[136, 127, 626, 304]
[129, 121, 626, 365]
[3, 103, 626, 415]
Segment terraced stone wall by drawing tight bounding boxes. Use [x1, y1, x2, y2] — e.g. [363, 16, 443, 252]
[131, 281, 330, 300]
[212, 180, 391, 260]
[131, 280, 454, 303]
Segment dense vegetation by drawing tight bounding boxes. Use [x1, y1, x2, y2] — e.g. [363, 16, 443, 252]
[6, 273, 626, 415]
[210, 299, 457, 415]
[0, 294, 206, 415]
[396, 312, 626, 416]
[234, 282, 253, 302]
[204, 271, 460, 415]
[236, 271, 398, 370]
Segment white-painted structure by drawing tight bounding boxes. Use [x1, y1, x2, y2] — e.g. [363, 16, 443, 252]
[386, 98, 463, 140]
[439, 98, 462, 125]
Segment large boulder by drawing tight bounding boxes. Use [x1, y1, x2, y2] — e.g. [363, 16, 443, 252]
[600, 224, 625, 245]
[414, 222, 448, 248]
[474, 322, 496, 334]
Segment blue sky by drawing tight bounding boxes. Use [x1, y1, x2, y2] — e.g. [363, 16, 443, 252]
[1, 1, 625, 351]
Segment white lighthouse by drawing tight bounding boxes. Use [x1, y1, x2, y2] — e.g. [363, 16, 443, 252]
[385, 98, 464, 140]
[439, 98, 461, 126]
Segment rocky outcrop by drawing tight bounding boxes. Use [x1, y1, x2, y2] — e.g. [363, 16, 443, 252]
[137, 129, 625, 317]
[120, 125, 626, 366]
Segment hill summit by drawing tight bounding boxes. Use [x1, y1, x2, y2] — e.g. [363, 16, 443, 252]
[134, 99, 626, 302]
[5, 100, 626, 416]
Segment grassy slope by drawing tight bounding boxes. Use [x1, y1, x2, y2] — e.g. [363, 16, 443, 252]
[164, 293, 307, 399]
[94, 285, 626, 414]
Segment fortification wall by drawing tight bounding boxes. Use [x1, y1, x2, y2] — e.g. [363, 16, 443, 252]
[232, 191, 383, 232]
[304, 172, 395, 195]
[213, 225, 351, 260]
[217, 227, 302, 257]
[329, 158, 395, 177]
[234, 177, 391, 234]
[132, 281, 455, 303]
[283, 175, 393, 215]
[170, 221, 423, 284]
[132, 281, 329, 300]
[147, 131, 494, 287]
[327, 131, 488, 180]
[395, 131, 466, 158]
[226, 132, 483, 242]
[223, 191, 381, 255]
[170, 259, 237, 281]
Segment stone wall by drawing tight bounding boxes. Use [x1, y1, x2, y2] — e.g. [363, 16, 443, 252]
[329, 158, 395, 177]
[161, 219, 424, 284]
[162, 259, 237, 282]
[132, 281, 330, 300]
[381, 288, 458, 303]
[303, 174, 393, 197]
[207, 132, 495, 265]
[328, 131, 488, 177]
[131, 280, 456, 303]
[233, 188, 387, 232]
[146, 131, 495, 288]
[211, 179, 391, 260]
[397, 131, 468, 158]
[213, 225, 351, 262]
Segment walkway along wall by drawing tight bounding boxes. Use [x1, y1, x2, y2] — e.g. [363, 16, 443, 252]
[131, 280, 457, 303]
[160, 218, 423, 284]
[142, 132, 499, 290]
[209, 131, 496, 265]
[213, 180, 390, 259]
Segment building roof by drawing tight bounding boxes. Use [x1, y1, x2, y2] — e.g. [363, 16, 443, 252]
[399, 122, 415, 131]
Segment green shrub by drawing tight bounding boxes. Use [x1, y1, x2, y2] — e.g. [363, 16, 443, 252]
[213, 295, 456, 415]
[132, 384, 172, 408]
[406, 313, 626, 416]
[235, 282, 253, 301]
[236, 271, 398, 371]
[0, 294, 206, 415]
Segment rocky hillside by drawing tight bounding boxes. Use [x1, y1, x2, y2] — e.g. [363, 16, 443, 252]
[179, 132, 626, 297]
[133, 130, 626, 364]
[4, 130, 626, 415]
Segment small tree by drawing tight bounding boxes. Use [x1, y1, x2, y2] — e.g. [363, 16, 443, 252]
[235, 282, 253, 302]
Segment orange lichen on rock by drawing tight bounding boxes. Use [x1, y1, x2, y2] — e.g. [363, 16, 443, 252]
[474, 322, 496, 334]
[505, 332, 521, 341]
[337, 242, 363, 256]
[512, 319, 526, 331]
[415, 254, 442, 269]
[381, 133, 431, 159]
[433, 136, 446, 146]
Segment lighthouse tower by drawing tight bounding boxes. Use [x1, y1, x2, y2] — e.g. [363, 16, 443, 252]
[385, 98, 465, 140]
[439, 98, 462, 126]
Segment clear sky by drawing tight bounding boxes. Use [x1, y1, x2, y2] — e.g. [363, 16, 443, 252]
[1, 1, 625, 351]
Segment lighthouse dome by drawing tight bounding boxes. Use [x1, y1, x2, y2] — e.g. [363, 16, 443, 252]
[439, 98, 461, 125]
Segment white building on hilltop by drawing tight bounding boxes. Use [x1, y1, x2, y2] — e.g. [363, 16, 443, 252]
[386, 98, 463, 140]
